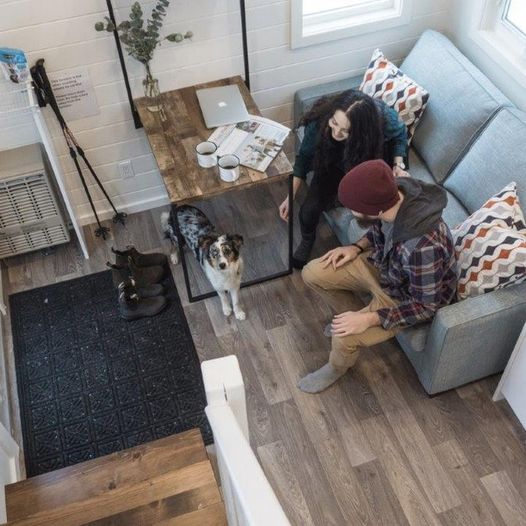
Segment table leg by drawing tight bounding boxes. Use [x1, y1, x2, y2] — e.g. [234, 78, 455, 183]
[171, 203, 196, 303]
[288, 172, 294, 271]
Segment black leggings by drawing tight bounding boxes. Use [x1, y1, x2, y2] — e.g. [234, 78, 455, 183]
[298, 172, 341, 241]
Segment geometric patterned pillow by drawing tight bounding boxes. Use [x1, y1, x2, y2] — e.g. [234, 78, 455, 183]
[359, 48, 429, 144]
[452, 182, 526, 300]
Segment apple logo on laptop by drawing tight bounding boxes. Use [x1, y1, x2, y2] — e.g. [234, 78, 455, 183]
[218, 101, 227, 107]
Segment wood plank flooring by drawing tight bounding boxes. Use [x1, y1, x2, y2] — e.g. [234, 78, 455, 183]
[2, 180, 526, 526]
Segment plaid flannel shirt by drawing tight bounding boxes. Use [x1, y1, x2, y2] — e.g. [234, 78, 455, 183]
[364, 219, 457, 330]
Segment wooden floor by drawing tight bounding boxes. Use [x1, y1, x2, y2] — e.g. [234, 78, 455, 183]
[3, 180, 526, 526]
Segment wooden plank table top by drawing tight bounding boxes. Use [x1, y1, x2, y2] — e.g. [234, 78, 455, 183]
[135, 76, 293, 204]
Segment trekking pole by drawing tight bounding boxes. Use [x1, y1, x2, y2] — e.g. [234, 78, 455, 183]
[31, 59, 127, 233]
[63, 133, 110, 239]
[64, 128, 126, 225]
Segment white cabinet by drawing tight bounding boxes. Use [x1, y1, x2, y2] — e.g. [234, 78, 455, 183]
[494, 322, 526, 428]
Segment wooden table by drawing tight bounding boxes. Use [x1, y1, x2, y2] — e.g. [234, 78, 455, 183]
[135, 77, 294, 302]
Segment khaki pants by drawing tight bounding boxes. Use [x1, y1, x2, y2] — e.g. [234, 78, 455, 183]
[302, 253, 400, 368]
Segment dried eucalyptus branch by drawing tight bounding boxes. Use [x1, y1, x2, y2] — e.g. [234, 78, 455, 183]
[95, 0, 192, 66]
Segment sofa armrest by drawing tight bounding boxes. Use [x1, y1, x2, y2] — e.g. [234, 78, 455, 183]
[293, 74, 364, 129]
[413, 282, 526, 394]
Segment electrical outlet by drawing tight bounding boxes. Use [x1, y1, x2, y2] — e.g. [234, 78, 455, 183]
[119, 160, 134, 180]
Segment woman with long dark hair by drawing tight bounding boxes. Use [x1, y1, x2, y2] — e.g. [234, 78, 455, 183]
[280, 90, 408, 268]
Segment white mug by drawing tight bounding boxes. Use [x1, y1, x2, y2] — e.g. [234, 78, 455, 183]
[218, 154, 240, 182]
[195, 141, 218, 168]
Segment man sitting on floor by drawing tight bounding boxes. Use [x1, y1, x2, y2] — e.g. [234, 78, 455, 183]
[299, 159, 457, 393]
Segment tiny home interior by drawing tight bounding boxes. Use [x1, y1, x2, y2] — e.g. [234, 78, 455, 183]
[0, 1, 526, 525]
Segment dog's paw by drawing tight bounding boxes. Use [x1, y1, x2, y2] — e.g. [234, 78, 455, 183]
[234, 309, 246, 321]
[170, 252, 179, 265]
[222, 306, 232, 317]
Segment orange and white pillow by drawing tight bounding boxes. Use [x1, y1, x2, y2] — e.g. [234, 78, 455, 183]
[452, 182, 526, 300]
[359, 48, 429, 143]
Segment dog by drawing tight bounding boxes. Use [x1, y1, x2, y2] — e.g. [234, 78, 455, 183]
[161, 205, 246, 320]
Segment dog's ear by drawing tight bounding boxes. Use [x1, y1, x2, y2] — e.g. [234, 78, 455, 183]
[198, 235, 217, 252]
[230, 234, 244, 250]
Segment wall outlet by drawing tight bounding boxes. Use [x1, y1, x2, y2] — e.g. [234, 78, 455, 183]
[118, 160, 134, 180]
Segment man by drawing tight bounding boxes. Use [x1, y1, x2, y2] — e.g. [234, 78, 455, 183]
[298, 159, 457, 393]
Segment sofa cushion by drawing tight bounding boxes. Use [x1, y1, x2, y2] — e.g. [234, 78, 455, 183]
[360, 48, 429, 143]
[323, 207, 366, 246]
[400, 30, 511, 183]
[444, 108, 526, 214]
[408, 150, 468, 229]
[452, 182, 526, 300]
[396, 324, 430, 353]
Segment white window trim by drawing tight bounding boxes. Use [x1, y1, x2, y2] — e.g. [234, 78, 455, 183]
[290, 0, 413, 49]
[501, 0, 526, 41]
[469, 0, 526, 86]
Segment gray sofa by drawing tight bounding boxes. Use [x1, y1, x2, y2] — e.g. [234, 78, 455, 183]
[293, 30, 526, 394]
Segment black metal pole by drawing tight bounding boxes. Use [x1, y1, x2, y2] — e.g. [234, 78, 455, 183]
[106, 0, 143, 129]
[239, 0, 250, 91]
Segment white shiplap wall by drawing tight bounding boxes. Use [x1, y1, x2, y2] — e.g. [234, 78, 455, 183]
[0, 0, 450, 224]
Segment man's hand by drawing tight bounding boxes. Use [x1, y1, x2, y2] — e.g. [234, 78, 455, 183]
[321, 246, 361, 270]
[331, 311, 380, 337]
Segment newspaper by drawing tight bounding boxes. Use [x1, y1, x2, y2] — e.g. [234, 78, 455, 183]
[208, 115, 290, 172]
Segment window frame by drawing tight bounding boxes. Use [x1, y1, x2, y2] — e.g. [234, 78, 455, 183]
[470, 0, 526, 86]
[501, 0, 526, 42]
[290, 0, 413, 49]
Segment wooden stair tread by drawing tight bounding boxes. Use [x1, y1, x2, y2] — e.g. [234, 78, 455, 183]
[5, 429, 226, 526]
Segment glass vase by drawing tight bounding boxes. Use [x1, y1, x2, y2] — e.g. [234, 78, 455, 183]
[143, 73, 166, 121]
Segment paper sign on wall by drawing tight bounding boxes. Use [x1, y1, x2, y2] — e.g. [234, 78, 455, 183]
[48, 67, 100, 121]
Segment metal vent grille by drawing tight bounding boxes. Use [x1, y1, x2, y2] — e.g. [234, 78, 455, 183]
[0, 172, 70, 258]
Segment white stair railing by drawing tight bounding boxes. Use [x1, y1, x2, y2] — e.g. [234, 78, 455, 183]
[0, 422, 20, 524]
[202, 356, 291, 526]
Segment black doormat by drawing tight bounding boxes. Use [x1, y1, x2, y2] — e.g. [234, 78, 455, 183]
[10, 270, 212, 477]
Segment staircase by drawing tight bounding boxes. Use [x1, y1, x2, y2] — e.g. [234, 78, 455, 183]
[3, 429, 227, 526]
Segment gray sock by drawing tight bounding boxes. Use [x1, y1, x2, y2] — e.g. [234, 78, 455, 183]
[297, 363, 349, 394]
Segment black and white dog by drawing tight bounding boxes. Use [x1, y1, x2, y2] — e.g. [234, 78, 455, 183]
[161, 205, 246, 320]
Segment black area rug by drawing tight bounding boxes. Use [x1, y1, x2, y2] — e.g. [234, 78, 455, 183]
[10, 270, 212, 477]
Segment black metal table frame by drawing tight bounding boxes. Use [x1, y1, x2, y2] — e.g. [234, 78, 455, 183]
[172, 173, 294, 303]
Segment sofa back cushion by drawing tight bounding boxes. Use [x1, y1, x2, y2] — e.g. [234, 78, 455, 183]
[400, 30, 511, 182]
[444, 108, 526, 214]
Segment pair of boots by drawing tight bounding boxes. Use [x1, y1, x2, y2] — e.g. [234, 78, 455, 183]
[107, 246, 168, 321]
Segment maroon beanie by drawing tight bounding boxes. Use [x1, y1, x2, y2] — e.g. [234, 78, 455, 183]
[338, 159, 399, 215]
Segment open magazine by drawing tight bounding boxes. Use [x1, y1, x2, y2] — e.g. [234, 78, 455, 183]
[208, 115, 290, 172]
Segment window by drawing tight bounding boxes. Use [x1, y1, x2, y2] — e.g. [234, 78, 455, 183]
[291, 0, 412, 49]
[502, 0, 526, 39]
[472, 0, 526, 83]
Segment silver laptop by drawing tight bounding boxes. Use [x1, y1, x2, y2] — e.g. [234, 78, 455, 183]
[196, 85, 250, 128]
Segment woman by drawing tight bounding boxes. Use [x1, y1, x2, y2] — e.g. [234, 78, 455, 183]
[279, 90, 408, 269]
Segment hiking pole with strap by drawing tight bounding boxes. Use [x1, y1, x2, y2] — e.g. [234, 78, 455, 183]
[31, 59, 127, 238]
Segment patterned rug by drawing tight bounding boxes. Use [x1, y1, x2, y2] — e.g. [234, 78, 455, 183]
[10, 270, 212, 477]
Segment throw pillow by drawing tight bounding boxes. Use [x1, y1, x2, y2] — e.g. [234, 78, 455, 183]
[452, 182, 526, 299]
[359, 48, 429, 143]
